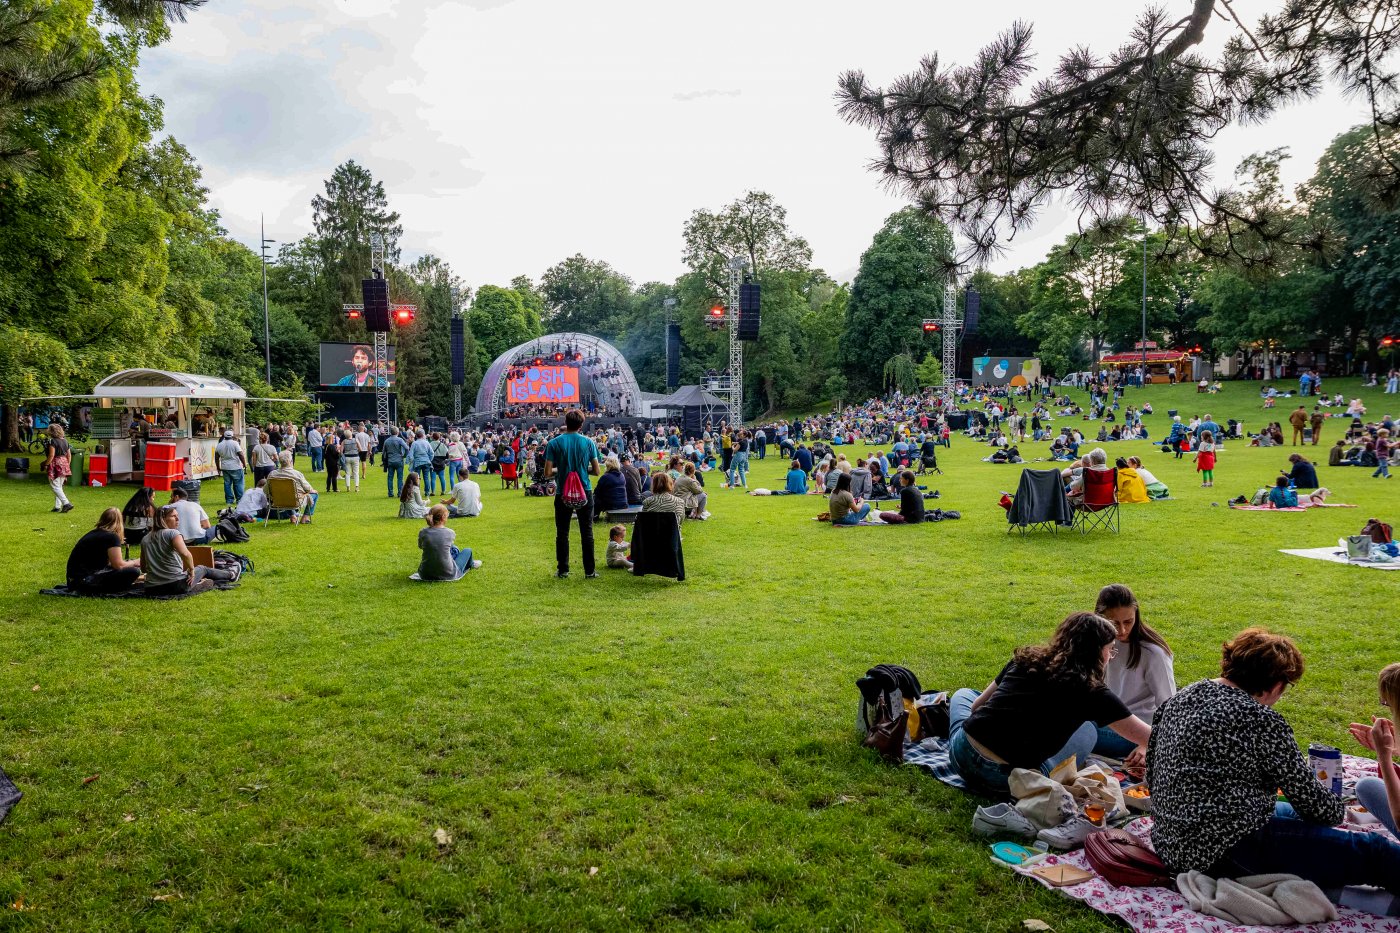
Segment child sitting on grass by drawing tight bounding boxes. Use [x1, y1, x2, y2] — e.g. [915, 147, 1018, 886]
[1351, 664, 1400, 839]
[606, 524, 632, 571]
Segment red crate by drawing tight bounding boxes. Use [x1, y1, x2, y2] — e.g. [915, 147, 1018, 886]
[146, 442, 177, 461]
[146, 475, 173, 491]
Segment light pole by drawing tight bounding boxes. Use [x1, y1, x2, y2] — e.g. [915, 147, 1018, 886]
[260, 214, 276, 386]
[1140, 218, 1148, 387]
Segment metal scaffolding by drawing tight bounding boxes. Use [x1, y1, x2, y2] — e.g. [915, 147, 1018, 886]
[369, 235, 391, 426]
[722, 255, 747, 425]
[941, 282, 961, 396]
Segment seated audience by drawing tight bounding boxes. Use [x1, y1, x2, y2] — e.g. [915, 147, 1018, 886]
[674, 462, 708, 520]
[141, 504, 236, 596]
[1127, 456, 1168, 498]
[878, 470, 924, 524]
[1350, 664, 1400, 840]
[1090, 584, 1174, 757]
[67, 508, 143, 593]
[442, 466, 483, 518]
[828, 472, 871, 526]
[168, 486, 214, 545]
[783, 460, 808, 495]
[121, 486, 156, 547]
[417, 504, 480, 580]
[606, 523, 633, 571]
[641, 472, 687, 531]
[269, 451, 319, 524]
[948, 612, 1152, 794]
[398, 471, 431, 519]
[1284, 453, 1319, 489]
[594, 457, 629, 513]
[1114, 457, 1150, 503]
[1148, 629, 1400, 895]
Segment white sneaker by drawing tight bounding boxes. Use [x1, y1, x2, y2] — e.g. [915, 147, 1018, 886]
[1036, 815, 1107, 850]
[470, 560, 482, 569]
[701, 510, 711, 519]
[972, 803, 1037, 839]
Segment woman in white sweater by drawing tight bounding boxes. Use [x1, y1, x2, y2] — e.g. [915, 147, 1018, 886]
[1091, 583, 1176, 758]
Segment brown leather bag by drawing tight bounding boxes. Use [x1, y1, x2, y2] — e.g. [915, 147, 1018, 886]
[861, 693, 908, 763]
[1083, 829, 1171, 888]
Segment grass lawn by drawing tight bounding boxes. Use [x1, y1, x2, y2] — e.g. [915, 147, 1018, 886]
[0, 378, 1396, 931]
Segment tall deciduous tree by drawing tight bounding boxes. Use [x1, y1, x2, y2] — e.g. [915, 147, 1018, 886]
[540, 254, 634, 338]
[840, 207, 954, 396]
[310, 160, 403, 339]
[468, 285, 542, 374]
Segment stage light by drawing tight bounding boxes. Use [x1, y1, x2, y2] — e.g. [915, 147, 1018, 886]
[1383, 335, 1397, 347]
[394, 306, 415, 324]
[344, 308, 362, 321]
[553, 352, 564, 363]
[921, 320, 941, 333]
[709, 304, 725, 319]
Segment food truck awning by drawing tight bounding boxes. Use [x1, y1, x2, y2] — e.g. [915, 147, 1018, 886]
[20, 395, 100, 402]
[92, 369, 246, 400]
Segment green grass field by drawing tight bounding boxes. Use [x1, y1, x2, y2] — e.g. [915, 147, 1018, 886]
[0, 379, 1396, 931]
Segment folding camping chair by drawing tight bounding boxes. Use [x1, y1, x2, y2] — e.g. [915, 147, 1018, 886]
[1072, 467, 1120, 534]
[917, 450, 941, 475]
[500, 461, 519, 490]
[1006, 468, 1073, 535]
[262, 477, 302, 526]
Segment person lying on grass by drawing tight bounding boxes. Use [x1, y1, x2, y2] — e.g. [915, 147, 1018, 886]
[947, 612, 1152, 796]
[417, 504, 480, 581]
[1350, 663, 1400, 840]
[1089, 585, 1174, 759]
[1147, 629, 1400, 898]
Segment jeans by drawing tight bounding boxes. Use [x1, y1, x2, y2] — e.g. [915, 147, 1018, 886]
[1376, 459, 1392, 478]
[1356, 776, 1400, 836]
[1092, 726, 1137, 758]
[1218, 801, 1400, 895]
[221, 468, 245, 505]
[729, 452, 749, 487]
[553, 491, 595, 575]
[345, 456, 361, 489]
[303, 492, 318, 517]
[432, 467, 447, 495]
[415, 464, 433, 495]
[450, 545, 474, 577]
[834, 503, 872, 525]
[254, 465, 274, 485]
[386, 462, 405, 497]
[756, 441, 766, 460]
[947, 687, 1099, 795]
[187, 529, 217, 546]
[309, 446, 324, 472]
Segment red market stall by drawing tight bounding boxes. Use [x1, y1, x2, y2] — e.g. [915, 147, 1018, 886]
[1096, 351, 1193, 385]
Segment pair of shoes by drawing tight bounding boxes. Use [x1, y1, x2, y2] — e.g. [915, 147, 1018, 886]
[50, 508, 61, 513]
[556, 571, 569, 579]
[585, 571, 600, 579]
[972, 803, 1037, 839]
[1036, 815, 1109, 850]
[61, 503, 73, 513]
[470, 559, 482, 569]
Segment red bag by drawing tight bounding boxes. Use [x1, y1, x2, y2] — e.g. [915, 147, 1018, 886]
[1083, 829, 1171, 888]
[561, 471, 588, 510]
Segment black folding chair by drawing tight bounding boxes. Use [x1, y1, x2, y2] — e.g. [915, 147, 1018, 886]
[1006, 468, 1074, 535]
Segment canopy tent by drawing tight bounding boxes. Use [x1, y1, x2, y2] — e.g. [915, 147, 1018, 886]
[92, 369, 246, 400]
[1097, 351, 1193, 384]
[652, 385, 728, 437]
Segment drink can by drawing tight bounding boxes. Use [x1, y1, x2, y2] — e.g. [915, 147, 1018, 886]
[1308, 743, 1343, 796]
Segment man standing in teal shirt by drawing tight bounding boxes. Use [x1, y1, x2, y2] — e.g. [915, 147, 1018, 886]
[543, 409, 601, 578]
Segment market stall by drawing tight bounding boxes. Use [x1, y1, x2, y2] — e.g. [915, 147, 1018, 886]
[1096, 350, 1194, 385]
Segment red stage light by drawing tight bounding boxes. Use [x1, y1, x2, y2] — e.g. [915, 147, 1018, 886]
[922, 321, 940, 333]
[393, 306, 415, 324]
[345, 308, 362, 320]
[553, 352, 564, 362]
[709, 305, 725, 318]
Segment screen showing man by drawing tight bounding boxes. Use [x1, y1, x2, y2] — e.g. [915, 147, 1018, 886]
[507, 366, 580, 404]
[319, 343, 396, 387]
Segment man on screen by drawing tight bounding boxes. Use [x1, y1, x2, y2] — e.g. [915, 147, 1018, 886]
[335, 345, 386, 388]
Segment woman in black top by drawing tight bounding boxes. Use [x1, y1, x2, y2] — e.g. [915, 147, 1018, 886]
[66, 508, 142, 593]
[947, 612, 1152, 794]
[322, 431, 341, 492]
[1283, 453, 1319, 489]
[121, 487, 156, 547]
[1148, 628, 1400, 894]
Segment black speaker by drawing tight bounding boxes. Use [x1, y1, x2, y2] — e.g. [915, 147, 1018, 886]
[362, 277, 390, 332]
[451, 317, 465, 386]
[964, 287, 980, 335]
[738, 281, 761, 341]
[665, 322, 681, 389]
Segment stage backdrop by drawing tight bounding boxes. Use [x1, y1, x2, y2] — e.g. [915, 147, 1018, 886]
[970, 356, 1041, 387]
[507, 365, 580, 405]
[320, 342, 396, 388]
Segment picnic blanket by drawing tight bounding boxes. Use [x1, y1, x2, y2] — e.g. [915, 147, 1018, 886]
[0, 766, 19, 824]
[1281, 547, 1400, 570]
[813, 517, 894, 526]
[39, 581, 235, 600]
[1229, 503, 1356, 511]
[902, 736, 967, 790]
[408, 572, 466, 583]
[1012, 756, 1399, 933]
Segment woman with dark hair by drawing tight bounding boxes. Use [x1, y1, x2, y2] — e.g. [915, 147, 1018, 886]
[1091, 584, 1175, 757]
[398, 471, 430, 519]
[1148, 629, 1400, 896]
[66, 508, 143, 593]
[121, 487, 157, 547]
[828, 472, 871, 526]
[948, 612, 1152, 796]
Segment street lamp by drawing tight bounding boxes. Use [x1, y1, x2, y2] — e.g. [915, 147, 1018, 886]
[260, 214, 276, 386]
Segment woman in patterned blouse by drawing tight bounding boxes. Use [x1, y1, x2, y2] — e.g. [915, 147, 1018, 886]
[1147, 628, 1400, 897]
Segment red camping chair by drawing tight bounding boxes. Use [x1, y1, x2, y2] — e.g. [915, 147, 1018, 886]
[500, 461, 519, 490]
[1073, 467, 1120, 534]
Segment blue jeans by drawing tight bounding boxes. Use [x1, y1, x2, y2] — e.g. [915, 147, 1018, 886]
[415, 464, 433, 494]
[1093, 726, 1138, 759]
[221, 468, 245, 505]
[386, 462, 404, 497]
[1356, 776, 1400, 836]
[1376, 459, 1392, 478]
[947, 687, 1098, 795]
[450, 545, 474, 576]
[729, 452, 749, 487]
[834, 503, 872, 525]
[309, 446, 323, 472]
[1219, 801, 1400, 895]
[432, 467, 447, 495]
[303, 492, 318, 517]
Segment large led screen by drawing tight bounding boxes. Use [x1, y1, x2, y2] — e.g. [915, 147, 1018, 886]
[507, 365, 579, 404]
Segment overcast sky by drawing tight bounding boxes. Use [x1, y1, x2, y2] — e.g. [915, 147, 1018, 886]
[138, 0, 1370, 289]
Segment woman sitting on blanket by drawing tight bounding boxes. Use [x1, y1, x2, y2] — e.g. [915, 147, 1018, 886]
[1114, 457, 1150, 503]
[877, 470, 924, 524]
[1089, 585, 1174, 758]
[828, 472, 872, 526]
[947, 612, 1153, 795]
[66, 508, 144, 594]
[1350, 664, 1400, 840]
[1127, 457, 1168, 499]
[398, 471, 430, 519]
[1147, 629, 1400, 897]
[141, 505, 236, 596]
[1267, 475, 1299, 509]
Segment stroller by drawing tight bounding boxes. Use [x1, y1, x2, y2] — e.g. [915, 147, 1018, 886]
[916, 447, 942, 475]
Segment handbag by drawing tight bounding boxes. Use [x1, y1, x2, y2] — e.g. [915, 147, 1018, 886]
[1083, 829, 1171, 888]
[913, 692, 950, 741]
[1345, 535, 1372, 560]
[861, 692, 907, 763]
